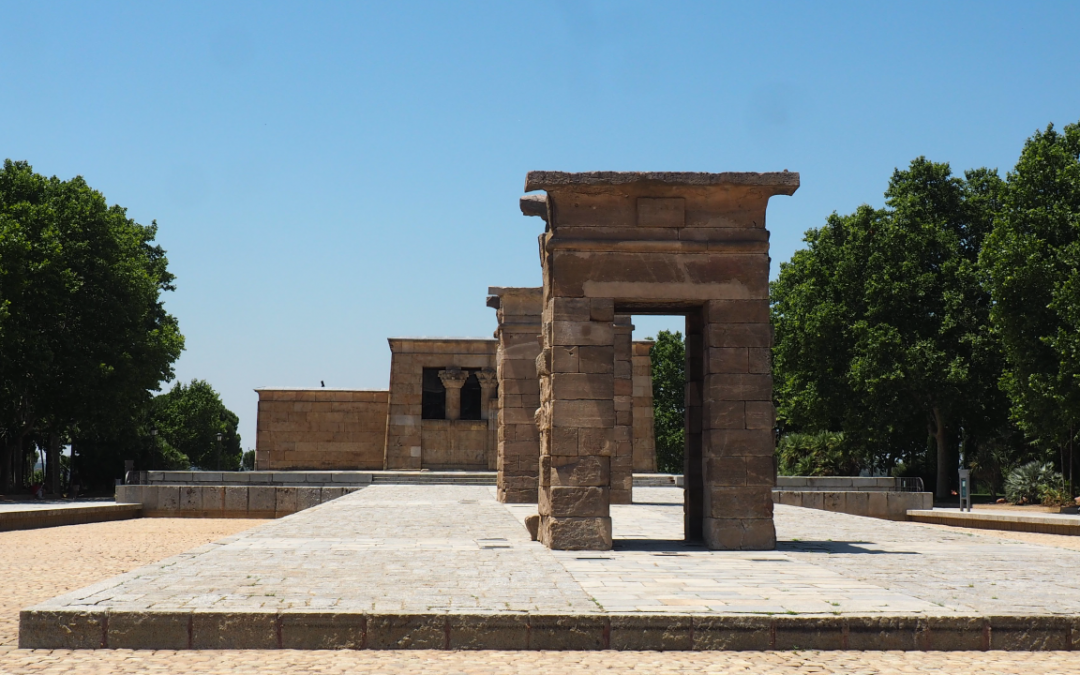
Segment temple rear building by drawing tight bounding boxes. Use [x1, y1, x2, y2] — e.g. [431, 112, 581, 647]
[253, 288, 657, 500]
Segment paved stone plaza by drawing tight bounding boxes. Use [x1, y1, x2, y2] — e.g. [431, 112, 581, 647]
[4, 509, 1080, 673]
[20, 485, 1080, 652]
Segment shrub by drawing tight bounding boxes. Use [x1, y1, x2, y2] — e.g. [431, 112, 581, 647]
[1040, 485, 1073, 507]
[1004, 461, 1061, 504]
[776, 431, 858, 476]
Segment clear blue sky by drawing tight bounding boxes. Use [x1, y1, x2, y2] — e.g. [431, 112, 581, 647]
[3, 2, 1079, 449]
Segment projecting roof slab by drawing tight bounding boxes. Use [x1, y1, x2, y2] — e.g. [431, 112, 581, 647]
[524, 170, 800, 193]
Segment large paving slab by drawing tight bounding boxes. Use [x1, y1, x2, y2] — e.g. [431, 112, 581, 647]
[21, 485, 1080, 650]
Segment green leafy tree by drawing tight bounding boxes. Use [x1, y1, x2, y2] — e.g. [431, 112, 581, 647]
[773, 158, 1010, 497]
[982, 122, 1080, 489]
[649, 330, 685, 474]
[0, 160, 183, 493]
[151, 379, 241, 471]
[776, 431, 854, 476]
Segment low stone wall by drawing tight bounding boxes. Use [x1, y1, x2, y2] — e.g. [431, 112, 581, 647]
[773, 490, 932, 521]
[135, 471, 375, 486]
[114, 485, 361, 518]
[0, 503, 142, 532]
[775, 476, 909, 492]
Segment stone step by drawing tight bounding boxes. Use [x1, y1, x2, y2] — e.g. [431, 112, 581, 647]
[20, 609, 1075, 651]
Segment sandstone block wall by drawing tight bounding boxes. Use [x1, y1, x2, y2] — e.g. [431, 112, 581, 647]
[384, 338, 498, 470]
[523, 170, 798, 551]
[631, 340, 656, 473]
[488, 287, 543, 503]
[255, 389, 389, 470]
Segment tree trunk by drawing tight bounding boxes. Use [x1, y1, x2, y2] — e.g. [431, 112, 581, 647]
[933, 407, 949, 501]
[0, 440, 11, 493]
[14, 434, 28, 491]
[47, 432, 61, 495]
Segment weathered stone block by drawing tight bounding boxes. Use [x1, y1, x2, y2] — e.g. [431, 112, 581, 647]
[551, 297, 592, 322]
[610, 614, 692, 651]
[576, 346, 614, 374]
[704, 487, 773, 519]
[708, 347, 748, 373]
[179, 486, 200, 511]
[297, 487, 322, 511]
[550, 400, 615, 428]
[845, 616, 921, 650]
[706, 299, 770, 324]
[448, 615, 530, 650]
[224, 486, 249, 512]
[540, 486, 609, 517]
[703, 517, 776, 550]
[528, 615, 607, 650]
[280, 612, 365, 649]
[578, 428, 617, 456]
[19, 610, 105, 649]
[704, 374, 771, 401]
[705, 429, 773, 457]
[705, 457, 747, 486]
[551, 373, 614, 400]
[552, 320, 614, 347]
[191, 612, 277, 649]
[989, 615, 1069, 650]
[773, 616, 847, 650]
[200, 486, 224, 512]
[692, 615, 773, 650]
[524, 514, 540, 540]
[590, 298, 615, 322]
[706, 324, 772, 348]
[921, 617, 987, 650]
[748, 348, 771, 374]
[108, 611, 191, 650]
[549, 456, 610, 487]
[248, 486, 276, 514]
[744, 401, 774, 429]
[823, 491, 846, 512]
[540, 515, 612, 550]
[745, 456, 775, 487]
[366, 614, 446, 650]
[846, 490, 869, 515]
[637, 197, 686, 227]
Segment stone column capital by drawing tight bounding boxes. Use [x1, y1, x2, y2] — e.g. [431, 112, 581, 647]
[475, 368, 498, 389]
[438, 367, 469, 390]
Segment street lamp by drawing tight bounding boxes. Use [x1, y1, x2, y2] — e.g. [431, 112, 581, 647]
[216, 432, 223, 472]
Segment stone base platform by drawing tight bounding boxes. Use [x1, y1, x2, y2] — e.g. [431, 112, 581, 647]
[20, 610, 1079, 651]
[22, 486, 1080, 651]
[908, 508, 1080, 536]
[0, 502, 141, 532]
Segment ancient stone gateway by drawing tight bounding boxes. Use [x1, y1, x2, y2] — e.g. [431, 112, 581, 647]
[521, 170, 799, 551]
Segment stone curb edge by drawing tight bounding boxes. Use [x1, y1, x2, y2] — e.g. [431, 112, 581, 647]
[0, 505, 142, 532]
[19, 611, 1080, 651]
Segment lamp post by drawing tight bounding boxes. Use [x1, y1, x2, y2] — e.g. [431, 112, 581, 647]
[216, 432, 223, 472]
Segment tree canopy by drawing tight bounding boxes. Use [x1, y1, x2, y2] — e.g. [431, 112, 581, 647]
[0, 160, 184, 492]
[649, 330, 685, 474]
[772, 158, 1010, 497]
[151, 379, 241, 471]
[982, 122, 1080, 481]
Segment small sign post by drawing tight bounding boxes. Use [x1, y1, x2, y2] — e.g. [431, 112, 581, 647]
[958, 468, 972, 512]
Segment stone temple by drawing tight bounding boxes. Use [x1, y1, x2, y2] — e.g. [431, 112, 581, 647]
[255, 170, 798, 550]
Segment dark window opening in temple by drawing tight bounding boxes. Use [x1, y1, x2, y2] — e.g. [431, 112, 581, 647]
[421, 368, 446, 420]
[459, 369, 483, 420]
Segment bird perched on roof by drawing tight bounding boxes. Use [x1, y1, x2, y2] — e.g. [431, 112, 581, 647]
[321, 380, 325, 388]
